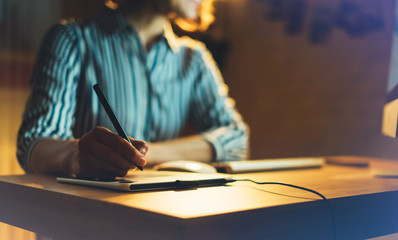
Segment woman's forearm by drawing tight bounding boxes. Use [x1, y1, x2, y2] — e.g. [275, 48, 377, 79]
[145, 135, 215, 165]
[29, 134, 215, 174]
[29, 139, 78, 176]
[28, 127, 148, 179]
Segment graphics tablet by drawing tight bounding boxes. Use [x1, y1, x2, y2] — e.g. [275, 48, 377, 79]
[57, 172, 232, 192]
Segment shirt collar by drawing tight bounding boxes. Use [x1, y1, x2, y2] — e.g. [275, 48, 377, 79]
[96, 5, 179, 53]
[162, 22, 179, 53]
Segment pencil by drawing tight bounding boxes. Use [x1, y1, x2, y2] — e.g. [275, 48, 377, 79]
[93, 83, 143, 171]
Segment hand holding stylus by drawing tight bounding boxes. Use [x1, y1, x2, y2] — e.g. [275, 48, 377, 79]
[72, 126, 147, 179]
[69, 83, 149, 179]
[93, 83, 146, 171]
[65, 83, 150, 180]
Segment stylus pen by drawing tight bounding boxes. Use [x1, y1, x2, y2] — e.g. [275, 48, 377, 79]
[93, 83, 143, 171]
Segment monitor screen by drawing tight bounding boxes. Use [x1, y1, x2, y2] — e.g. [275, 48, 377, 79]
[382, 2, 398, 138]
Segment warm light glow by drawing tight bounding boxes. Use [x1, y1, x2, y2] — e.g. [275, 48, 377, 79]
[382, 99, 398, 138]
[105, 0, 214, 32]
[174, 0, 215, 32]
[105, 0, 119, 10]
[0, 88, 29, 175]
[25, 183, 45, 189]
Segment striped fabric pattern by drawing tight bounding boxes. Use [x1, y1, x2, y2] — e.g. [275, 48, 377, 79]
[17, 6, 249, 171]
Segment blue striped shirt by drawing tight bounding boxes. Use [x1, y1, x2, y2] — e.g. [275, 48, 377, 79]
[17, 6, 249, 171]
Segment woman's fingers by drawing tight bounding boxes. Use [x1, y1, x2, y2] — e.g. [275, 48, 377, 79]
[76, 127, 147, 179]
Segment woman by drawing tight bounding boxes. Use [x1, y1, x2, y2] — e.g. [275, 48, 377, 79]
[17, 0, 249, 179]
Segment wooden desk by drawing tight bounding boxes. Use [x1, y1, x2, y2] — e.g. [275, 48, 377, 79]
[0, 164, 398, 240]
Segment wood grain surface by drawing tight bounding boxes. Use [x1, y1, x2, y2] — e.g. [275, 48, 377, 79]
[1, 161, 398, 240]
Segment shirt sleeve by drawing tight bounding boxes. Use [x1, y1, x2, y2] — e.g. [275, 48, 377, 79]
[16, 22, 82, 172]
[190, 45, 250, 162]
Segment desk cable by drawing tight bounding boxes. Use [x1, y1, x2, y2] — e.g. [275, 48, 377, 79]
[228, 179, 336, 240]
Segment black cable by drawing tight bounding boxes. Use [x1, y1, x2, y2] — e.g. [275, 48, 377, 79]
[230, 179, 336, 240]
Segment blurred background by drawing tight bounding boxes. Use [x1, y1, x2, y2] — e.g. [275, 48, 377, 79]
[1, 0, 397, 238]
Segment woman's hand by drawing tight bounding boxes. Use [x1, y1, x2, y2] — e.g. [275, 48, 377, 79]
[72, 126, 148, 179]
[29, 126, 148, 179]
